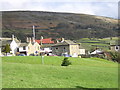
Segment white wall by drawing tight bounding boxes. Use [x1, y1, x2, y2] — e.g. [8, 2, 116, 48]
[19, 46, 28, 52]
[80, 49, 85, 55]
[10, 40, 18, 55]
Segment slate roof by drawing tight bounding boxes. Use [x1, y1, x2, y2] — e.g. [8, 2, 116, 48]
[19, 43, 28, 47]
[1, 38, 20, 46]
[51, 40, 77, 47]
[2, 40, 12, 46]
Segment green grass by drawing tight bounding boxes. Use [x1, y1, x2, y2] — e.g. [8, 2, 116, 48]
[99, 37, 118, 41]
[2, 56, 118, 88]
[80, 43, 109, 51]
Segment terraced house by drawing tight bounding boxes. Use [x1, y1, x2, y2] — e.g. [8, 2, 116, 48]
[17, 37, 40, 56]
[1, 35, 40, 56]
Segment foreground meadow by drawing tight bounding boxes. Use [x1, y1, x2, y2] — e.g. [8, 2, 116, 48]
[2, 56, 118, 88]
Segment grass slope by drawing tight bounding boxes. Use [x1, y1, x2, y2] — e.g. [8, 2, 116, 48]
[2, 56, 118, 88]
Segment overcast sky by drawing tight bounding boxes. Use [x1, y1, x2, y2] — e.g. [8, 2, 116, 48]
[0, 0, 119, 19]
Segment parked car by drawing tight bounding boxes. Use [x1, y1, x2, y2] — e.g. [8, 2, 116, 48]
[49, 54, 57, 56]
[62, 54, 71, 57]
[64, 54, 71, 57]
[29, 54, 35, 56]
[7, 54, 13, 56]
[6, 53, 13, 56]
[18, 54, 26, 56]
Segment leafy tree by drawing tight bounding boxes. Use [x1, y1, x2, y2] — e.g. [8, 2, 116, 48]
[3, 44, 11, 55]
[61, 57, 71, 66]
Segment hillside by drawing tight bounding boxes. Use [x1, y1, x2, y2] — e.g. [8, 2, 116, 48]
[2, 11, 118, 42]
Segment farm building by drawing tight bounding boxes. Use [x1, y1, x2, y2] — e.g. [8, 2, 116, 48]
[110, 40, 120, 52]
[51, 39, 81, 57]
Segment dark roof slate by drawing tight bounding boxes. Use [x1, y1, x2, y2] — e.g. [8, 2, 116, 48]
[19, 43, 28, 47]
[51, 40, 77, 47]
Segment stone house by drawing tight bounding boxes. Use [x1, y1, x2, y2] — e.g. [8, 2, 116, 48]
[51, 39, 80, 56]
[110, 40, 120, 52]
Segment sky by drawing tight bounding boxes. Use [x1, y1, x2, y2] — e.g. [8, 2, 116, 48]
[0, 0, 119, 19]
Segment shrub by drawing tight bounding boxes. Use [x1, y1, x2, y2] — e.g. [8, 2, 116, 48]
[61, 57, 71, 66]
[3, 44, 11, 55]
[104, 51, 120, 63]
[109, 52, 120, 63]
[91, 54, 105, 59]
[97, 54, 105, 59]
[81, 54, 91, 58]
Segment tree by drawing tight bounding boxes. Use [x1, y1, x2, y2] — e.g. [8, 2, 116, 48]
[61, 57, 71, 66]
[3, 44, 11, 56]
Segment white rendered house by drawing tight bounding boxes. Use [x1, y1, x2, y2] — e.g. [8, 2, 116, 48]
[10, 35, 20, 55]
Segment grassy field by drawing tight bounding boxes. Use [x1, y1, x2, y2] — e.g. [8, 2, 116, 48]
[2, 56, 118, 88]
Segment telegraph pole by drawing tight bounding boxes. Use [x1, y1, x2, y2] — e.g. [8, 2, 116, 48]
[33, 25, 35, 42]
[41, 36, 43, 45]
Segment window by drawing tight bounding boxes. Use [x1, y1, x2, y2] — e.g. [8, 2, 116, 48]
[116, 46, 119, 49]
[17, 48, 19, 52]
[64, 47, 65, 49]
[23, 46, 26, 50]
[115, 46, 119, 51]
[56, 48, 58, 49]
[78, 44, 80, 49]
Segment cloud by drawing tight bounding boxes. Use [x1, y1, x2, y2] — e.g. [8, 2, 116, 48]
[0, 0, 118, 18]
[49, 3, 96, 15]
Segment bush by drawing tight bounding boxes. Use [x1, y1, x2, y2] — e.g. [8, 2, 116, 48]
[3, 44, 11, 55]
[61, 57, 71, 66]
[91, 54, 105, 59]
[81, 54, 91, 58]
[109, 52, 120, 63]
[104, 51, 120, 63]
[97, 54, 105, 59]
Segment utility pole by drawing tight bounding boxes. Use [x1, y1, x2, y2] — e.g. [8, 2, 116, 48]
[41, 36, 43, 45]
[33, 25, 35, 42]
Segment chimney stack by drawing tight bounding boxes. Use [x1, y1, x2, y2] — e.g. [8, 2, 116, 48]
[12, 34, 15, 41]
[40, 36, 43, 45]
[61, 38, 65, 42]
[26, 37, 29, 42]
[32, 37, 35, 43]
[29, 38, 32, 43]
[33, 25, 35, 39]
